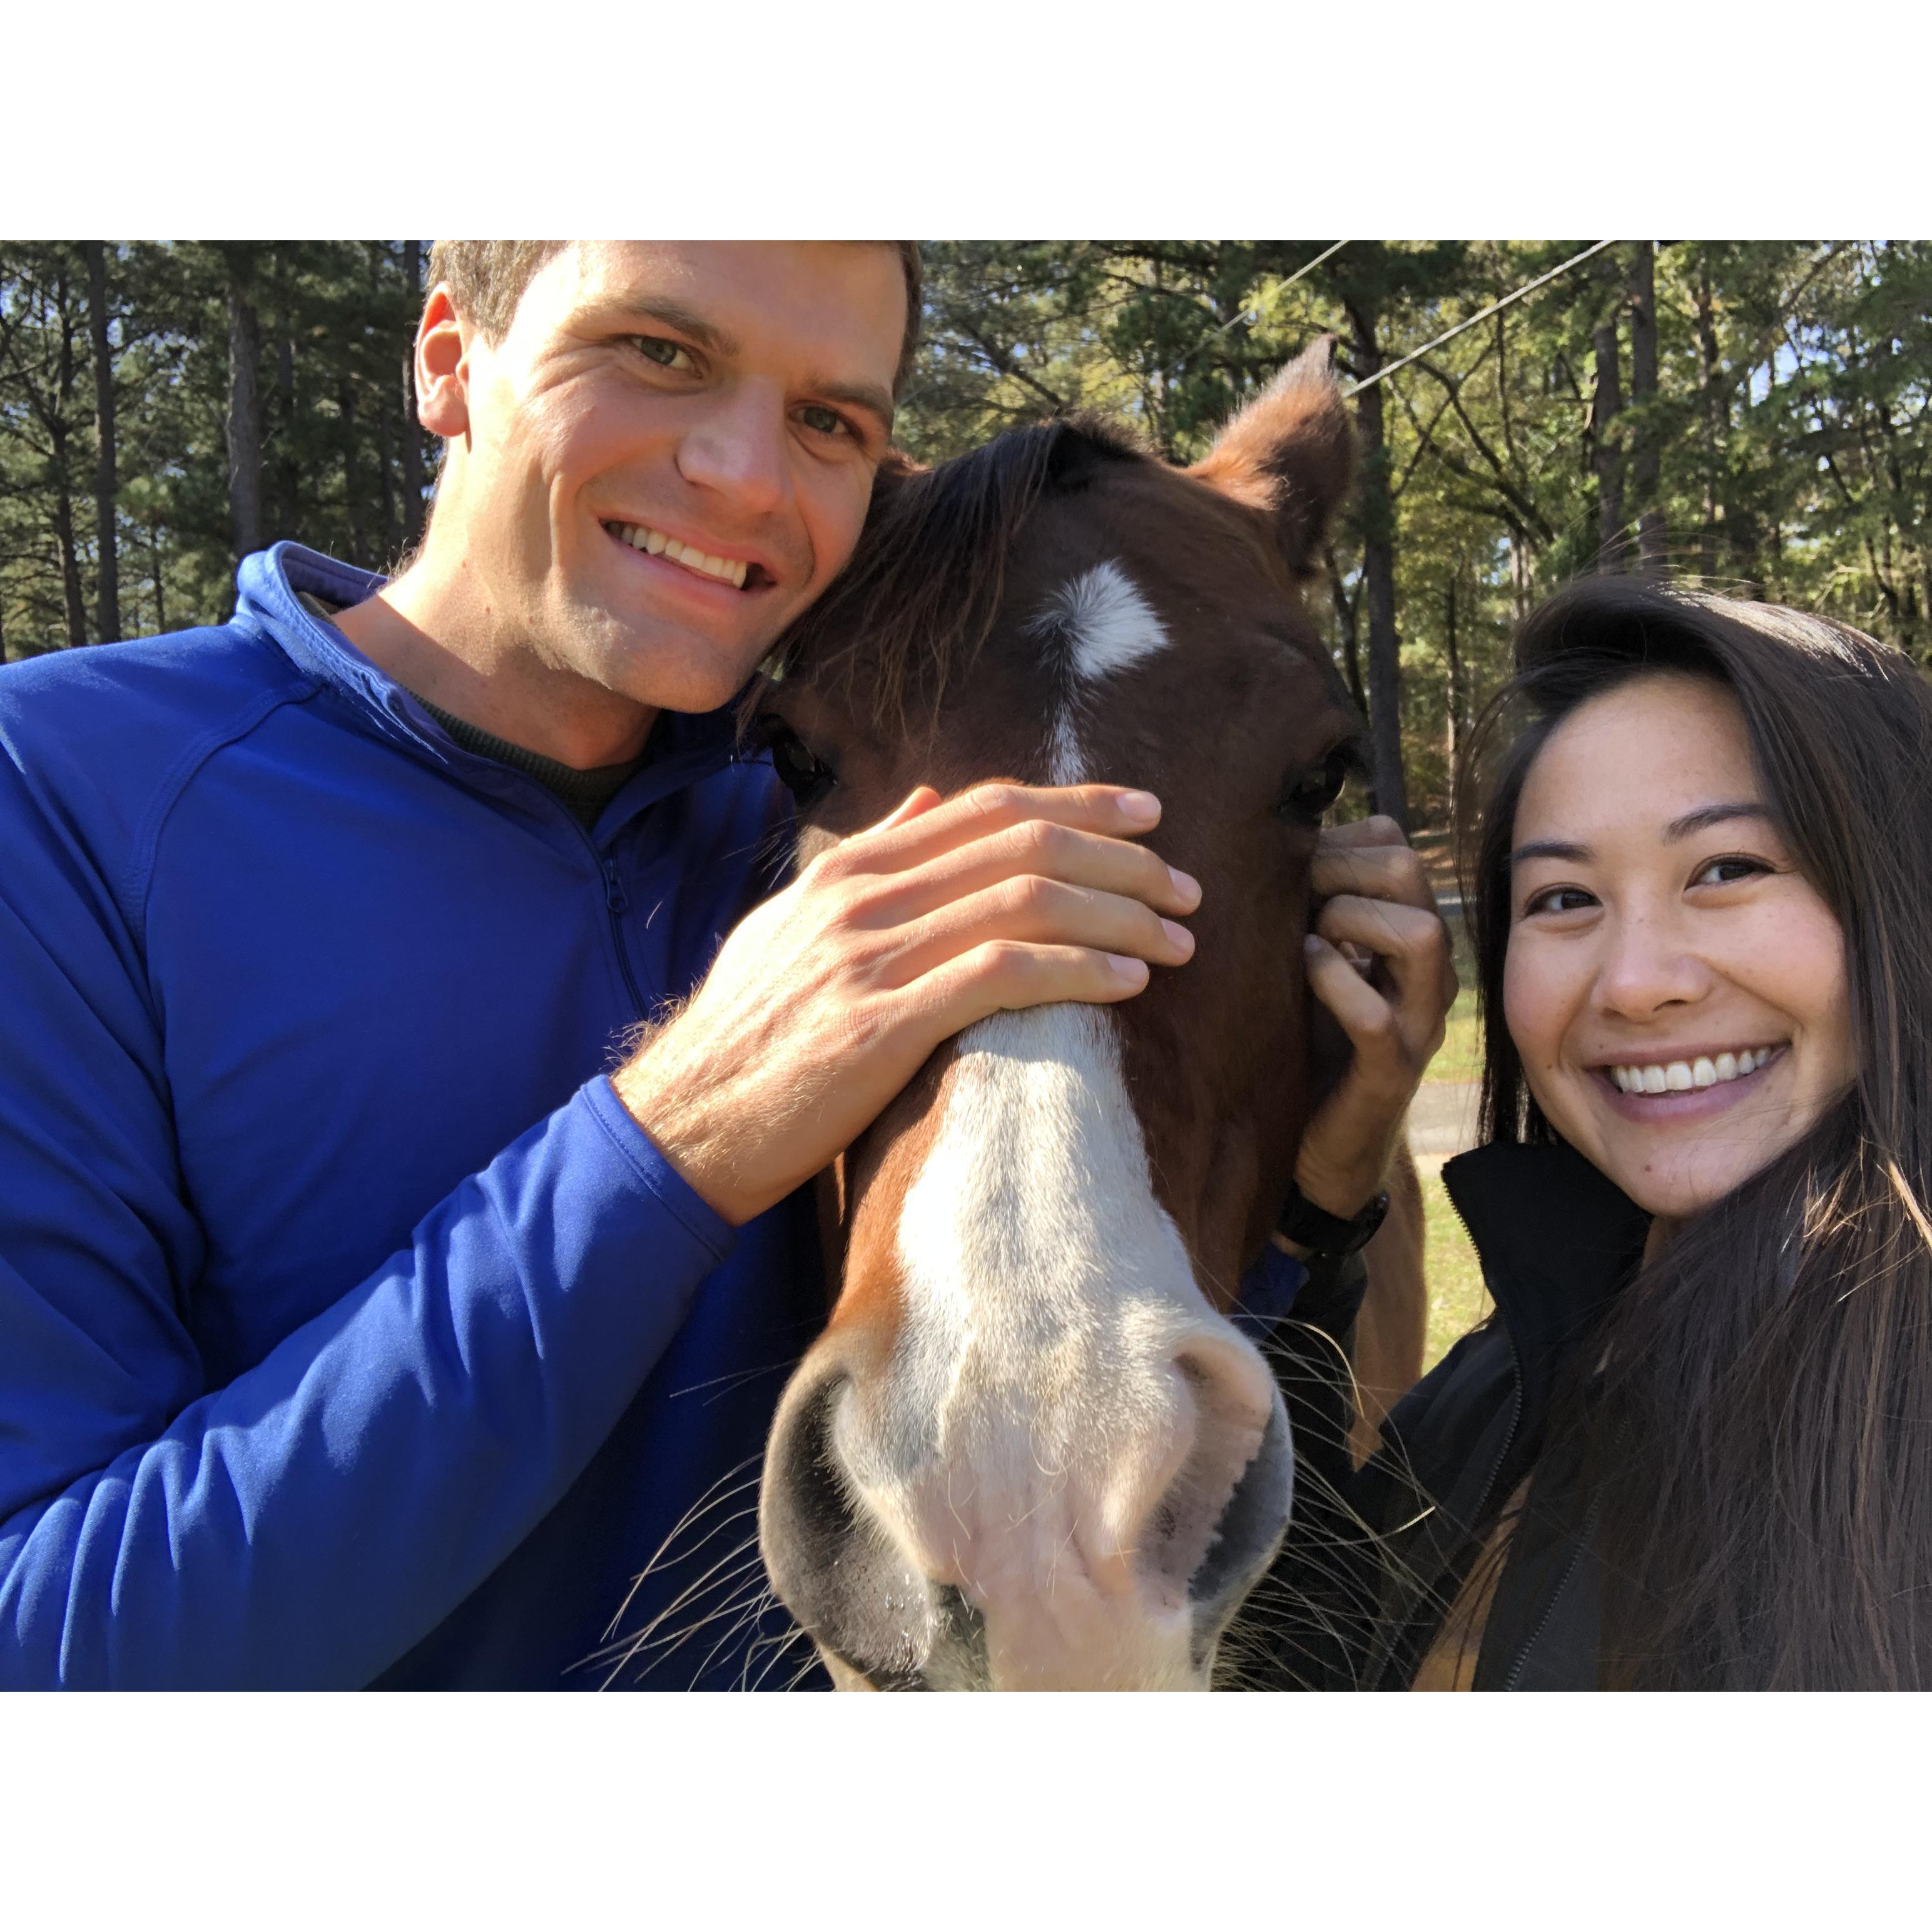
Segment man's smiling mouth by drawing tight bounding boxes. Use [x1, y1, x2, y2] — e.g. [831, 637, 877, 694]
[602, 519, 772, 592]
[1604, 1045, 1786, 1096]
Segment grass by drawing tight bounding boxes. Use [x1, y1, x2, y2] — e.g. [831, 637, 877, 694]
[1419, 1161, 1491, 1371]
[1426, 984, 1484, 1085]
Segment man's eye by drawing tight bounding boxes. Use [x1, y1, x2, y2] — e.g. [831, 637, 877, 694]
[798, 404, 852, 438]
[752, 716, 837, 810]
[634, 337, 696, 372]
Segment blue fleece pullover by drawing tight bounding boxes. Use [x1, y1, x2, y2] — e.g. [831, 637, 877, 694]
[0, 544, 832, 1689]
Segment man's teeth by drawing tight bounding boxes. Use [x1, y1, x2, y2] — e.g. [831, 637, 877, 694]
[1609, 1048, 1780, 1096]
[609, 522, 748, 589]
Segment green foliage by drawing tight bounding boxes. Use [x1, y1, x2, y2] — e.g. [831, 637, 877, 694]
[0, 240, 427, 655]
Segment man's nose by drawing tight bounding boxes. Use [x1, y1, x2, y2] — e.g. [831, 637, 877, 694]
[674, 377, 790, 516]
[1595, 910, 1712, 1019]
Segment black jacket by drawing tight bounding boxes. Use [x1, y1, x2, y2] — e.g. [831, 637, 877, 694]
[1240, 1140, 1650, 1692]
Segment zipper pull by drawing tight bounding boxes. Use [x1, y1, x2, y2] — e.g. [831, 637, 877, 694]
[602, 858, 627, 916]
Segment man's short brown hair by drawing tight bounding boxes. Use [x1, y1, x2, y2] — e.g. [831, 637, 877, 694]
[425, 240, 924, 395]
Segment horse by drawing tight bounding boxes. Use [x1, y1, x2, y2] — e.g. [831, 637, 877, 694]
[751, 342, 1427, 1690]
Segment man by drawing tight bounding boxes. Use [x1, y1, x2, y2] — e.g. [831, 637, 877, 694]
[0, 242, 1445, 1688]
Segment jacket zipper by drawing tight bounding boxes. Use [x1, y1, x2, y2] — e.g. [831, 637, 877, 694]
[1500, 1490, 1602, 1691]
[597, 848, 648, 1019]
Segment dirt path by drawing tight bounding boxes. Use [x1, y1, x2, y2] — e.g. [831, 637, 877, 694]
[1408, 1080, 1481, 1162]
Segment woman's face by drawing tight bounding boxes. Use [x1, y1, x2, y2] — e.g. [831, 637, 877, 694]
[1503, 672, 1857, 1221]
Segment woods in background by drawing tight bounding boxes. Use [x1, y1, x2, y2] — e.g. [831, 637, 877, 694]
[4, 240, 1927, 830]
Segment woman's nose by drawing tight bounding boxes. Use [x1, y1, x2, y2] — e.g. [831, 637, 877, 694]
[1594, 912, 1712, 1019]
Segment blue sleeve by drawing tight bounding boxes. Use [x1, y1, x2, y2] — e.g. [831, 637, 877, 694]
[0, 771, 735, 1686]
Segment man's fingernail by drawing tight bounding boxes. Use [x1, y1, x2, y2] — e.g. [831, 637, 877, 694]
[1119, 791, 1160, 825]
[1161, 919, 1194, 954]
[1304, 934, 1324, 953]
[1107, 952, 1149, 982]
[1167, 866, 1201, 904]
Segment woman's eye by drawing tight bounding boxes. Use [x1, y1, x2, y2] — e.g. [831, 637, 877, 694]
[634, 336, 696, 372]
[1276, 746, 1355, 825]
[1692, 855, 1769, 888]
[1522, 885, 1597, 917]
[752, 716, 837, 811]
[798, 404, 852, 439]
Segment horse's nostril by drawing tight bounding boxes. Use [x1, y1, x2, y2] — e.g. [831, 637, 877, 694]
[758, 1367, 938, 1689]
[1187, 1396, 1293, 1618]
[1111, 1343, 1295, 1668]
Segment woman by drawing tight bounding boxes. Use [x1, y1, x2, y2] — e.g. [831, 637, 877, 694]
[1271, 574, 1932, 1692]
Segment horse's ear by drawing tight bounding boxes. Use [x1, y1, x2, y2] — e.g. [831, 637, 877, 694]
[1186, 336, 1353, 578]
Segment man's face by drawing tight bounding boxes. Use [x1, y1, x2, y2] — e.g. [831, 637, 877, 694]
[447, 242, 905, 715]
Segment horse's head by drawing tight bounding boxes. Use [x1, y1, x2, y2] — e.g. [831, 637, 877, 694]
[755, 344, 1358, 1689]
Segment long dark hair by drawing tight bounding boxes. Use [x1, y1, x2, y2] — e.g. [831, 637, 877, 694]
[1458, 576, 1932, 1689]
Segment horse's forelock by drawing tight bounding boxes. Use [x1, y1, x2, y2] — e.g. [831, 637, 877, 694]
[773, 417, 1149, 731]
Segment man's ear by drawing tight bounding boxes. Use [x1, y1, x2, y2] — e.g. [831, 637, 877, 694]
[414, 284, 472, 442]
[1185, 336, 1354, 577]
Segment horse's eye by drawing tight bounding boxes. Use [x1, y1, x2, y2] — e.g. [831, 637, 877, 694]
[753, 714, 838, 811]
[1277, 745, 1355, 825]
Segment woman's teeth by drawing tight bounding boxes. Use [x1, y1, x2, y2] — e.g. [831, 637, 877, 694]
[608, 521, 748, 589]
[1609, 1048, 1780, 1096]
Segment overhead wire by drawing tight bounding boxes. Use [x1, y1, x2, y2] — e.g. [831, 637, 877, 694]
[1343, 238, 1619, 396]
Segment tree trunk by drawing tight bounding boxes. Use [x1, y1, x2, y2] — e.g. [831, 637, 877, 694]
[1590, 267, 1626, 571]
[340, 373, 366, 568]
[148, 514, 167, 635]
[84, 242, 121, 642]
[1694, 262, 1724, 581]
[51, 457, 88, 649]
[401, 242, 426, 551]
[1627, 242, 1667, 571]
[1324, 544, 1366, 717]
[1443, 573, 1462, 822]
[275, 332, 297, 540]
[226, 275, 265, 561]
[51, 290, 88, 649]
[1346, 301, 1409, 830]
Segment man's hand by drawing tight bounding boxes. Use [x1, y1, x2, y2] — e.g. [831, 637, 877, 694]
[1293, 816, 1458, 1224]
[613, 782, 1199, 1224]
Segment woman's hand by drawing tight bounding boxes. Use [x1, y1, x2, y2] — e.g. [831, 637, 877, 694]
[1293, 816, 1458, 1222]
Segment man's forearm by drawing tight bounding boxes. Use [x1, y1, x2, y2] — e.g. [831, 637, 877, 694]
[0, 1081, 731, 1689]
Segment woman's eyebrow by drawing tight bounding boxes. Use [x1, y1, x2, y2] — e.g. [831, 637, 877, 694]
[1662, 802, 1772, 842]
[1510, 838, 1592, 867]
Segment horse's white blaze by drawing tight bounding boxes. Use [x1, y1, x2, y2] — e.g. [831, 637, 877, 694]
[836, 1004, 1272, 1687]
[1043, 559, 1172, 683]
[821, 554, 1276, 1688]
[1034, 561, 1170, 786]
[826, 560, 1267, 1692]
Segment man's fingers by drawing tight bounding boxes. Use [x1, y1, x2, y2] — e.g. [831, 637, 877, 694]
[915, 940, 1150, 1037]
[833, 780, 1163, 877]
[882, 875, 1194, 987]
[870, 784, 944, 834]
[868, 817, 1201, 926]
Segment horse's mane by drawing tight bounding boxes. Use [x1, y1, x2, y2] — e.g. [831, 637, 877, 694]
[770, 414, 1151, 733]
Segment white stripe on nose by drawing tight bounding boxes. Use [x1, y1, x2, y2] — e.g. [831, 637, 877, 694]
[830, 1003, 1286, 1688]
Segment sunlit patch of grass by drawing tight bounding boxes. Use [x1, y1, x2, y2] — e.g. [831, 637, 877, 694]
[1420, 1161, 1490, 1371]
[1426, 985, 1485, 1086]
